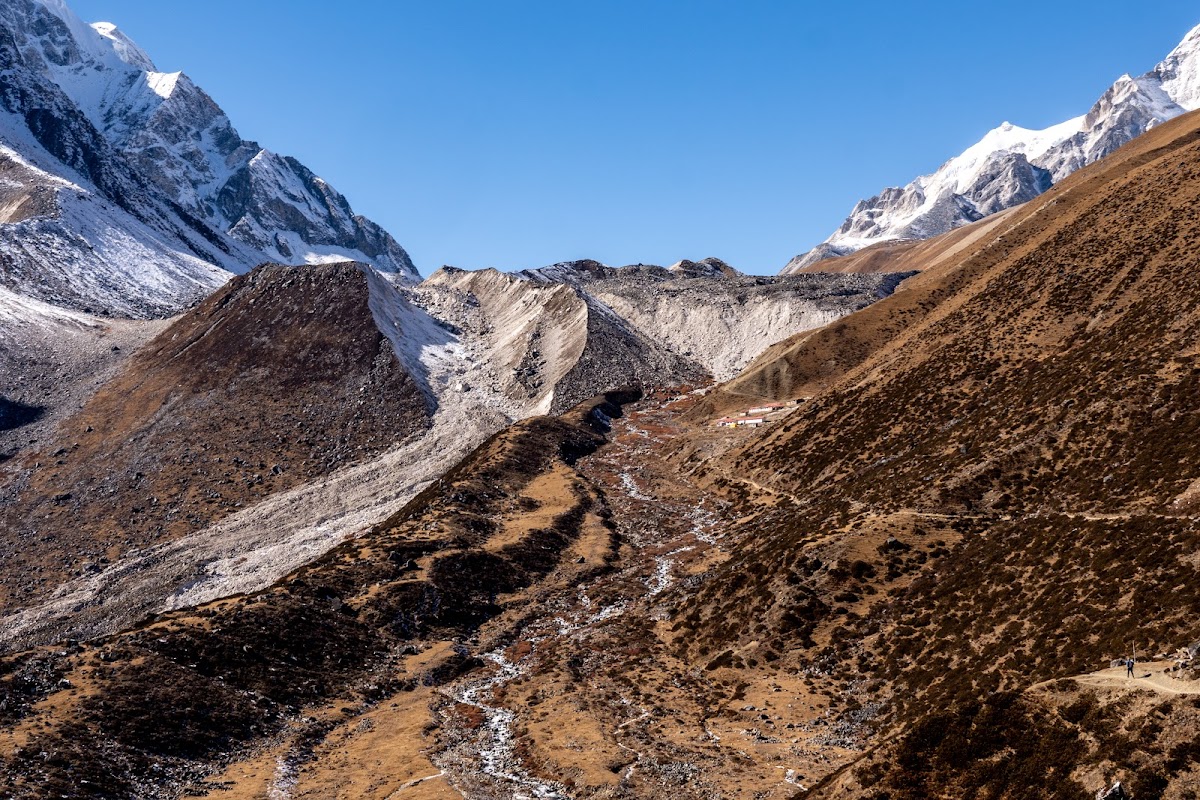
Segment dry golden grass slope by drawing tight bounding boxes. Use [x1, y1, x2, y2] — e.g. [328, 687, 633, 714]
[676, 108, 1200, 798]
[791, 207, 1021, 276]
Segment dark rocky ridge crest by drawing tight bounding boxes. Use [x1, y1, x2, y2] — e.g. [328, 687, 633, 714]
[667, 257, 742, 278]
[514, 258, 912, 382]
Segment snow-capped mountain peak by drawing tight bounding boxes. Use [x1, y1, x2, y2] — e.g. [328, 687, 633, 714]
[144, 70, 183, 100]
[0, 0, 419, 316]
[930, 115, 1083, 195]
[784, 21, 1200, 273]
[90, 22, 157, 71]
[1155, 23, 1200, 110]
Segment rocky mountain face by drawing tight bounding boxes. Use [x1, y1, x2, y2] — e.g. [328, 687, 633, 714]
[517, 258, 908, 381]
[0, 256, 902, 651]
[784, 21, 1200, 273]
[0, 0, 417, 316]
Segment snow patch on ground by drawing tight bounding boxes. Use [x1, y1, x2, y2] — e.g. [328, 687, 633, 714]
[0, 284, 101, 331]
[444, 648, 569, 799]
[620, 472, 655, 502]
[647, 547, 694, 596]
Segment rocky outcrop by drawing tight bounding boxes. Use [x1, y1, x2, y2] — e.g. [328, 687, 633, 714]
[667, 257, 742, 278]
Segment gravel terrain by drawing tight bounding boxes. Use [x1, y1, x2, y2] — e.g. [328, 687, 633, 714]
[0, 260, 905, 651]
[0, 286, 166, 464]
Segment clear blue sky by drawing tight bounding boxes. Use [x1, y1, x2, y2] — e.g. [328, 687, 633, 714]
[69, 1, 1200, 275]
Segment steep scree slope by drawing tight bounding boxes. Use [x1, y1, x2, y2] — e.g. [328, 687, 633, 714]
[0, 263, 431, 615]
[0, 286, 165, 464]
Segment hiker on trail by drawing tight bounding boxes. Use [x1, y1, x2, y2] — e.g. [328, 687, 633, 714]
[1126, 656, 1135, 678]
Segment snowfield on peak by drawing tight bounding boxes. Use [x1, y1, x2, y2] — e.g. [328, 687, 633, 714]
[784, 20, 1200, 273]
[1158, 22, 1200, 109]
[0, 128, 231, 317]
[88, 21, 156, 71]
[0, 0, 418, 316]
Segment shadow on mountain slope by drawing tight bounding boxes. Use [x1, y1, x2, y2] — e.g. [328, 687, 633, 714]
[0, 397, 43, 433]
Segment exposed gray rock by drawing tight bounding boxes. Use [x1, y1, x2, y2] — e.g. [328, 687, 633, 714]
[0, 0, 417, 317]
[521, 259, 908, 380]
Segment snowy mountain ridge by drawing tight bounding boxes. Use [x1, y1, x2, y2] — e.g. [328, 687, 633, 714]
[784, 21, 1200, 273]
[0, 0, 417, 316]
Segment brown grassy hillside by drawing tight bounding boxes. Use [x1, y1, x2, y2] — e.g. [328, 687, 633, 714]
[792, 207, 1020, 275]
[677, 109, 1200, 798]
[0, 391, 637, 799]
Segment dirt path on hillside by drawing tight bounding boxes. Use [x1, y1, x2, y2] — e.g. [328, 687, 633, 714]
[1038, 661, 1200, 696]
[727, 476, 995, 523]
[728, 476, 807, 506]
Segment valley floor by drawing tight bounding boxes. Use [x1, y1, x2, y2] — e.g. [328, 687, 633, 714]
[6, 389, 1200, 799]
[154, 391, 867, 799]
[424, 391, 860, 798]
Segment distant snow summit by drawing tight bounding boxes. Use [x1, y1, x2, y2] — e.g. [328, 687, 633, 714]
[783, 22, 1200, 273]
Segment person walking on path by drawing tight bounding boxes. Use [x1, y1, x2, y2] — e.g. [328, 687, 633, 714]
[1126, 656, 1136, 678]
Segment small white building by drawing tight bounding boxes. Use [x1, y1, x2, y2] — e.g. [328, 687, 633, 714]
[748, 403, 787, 416]
[716, 416, 765, 428]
